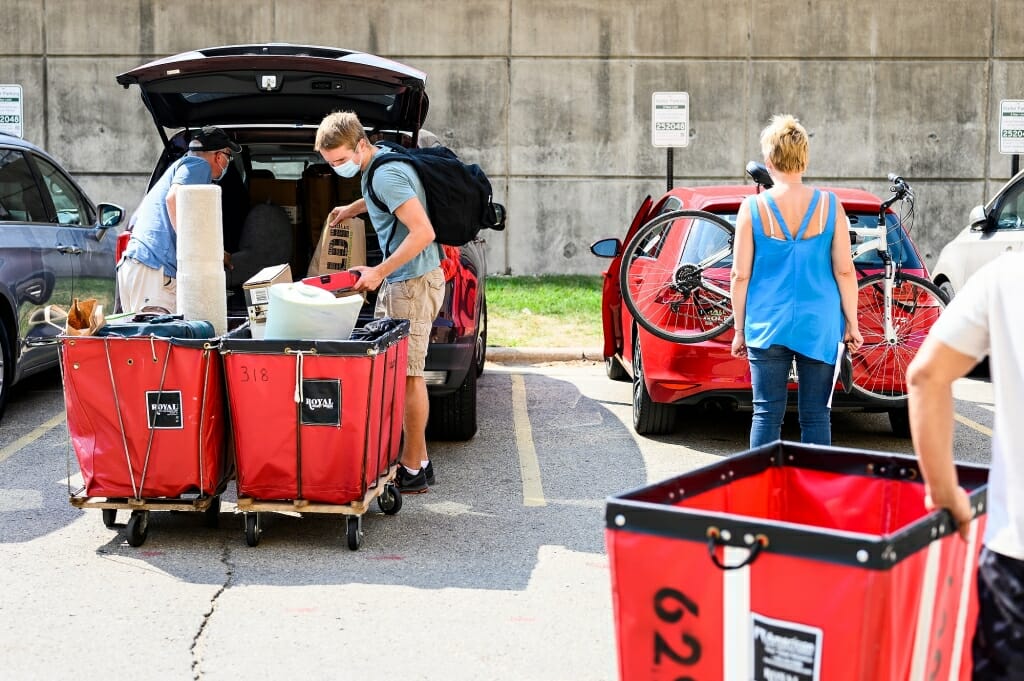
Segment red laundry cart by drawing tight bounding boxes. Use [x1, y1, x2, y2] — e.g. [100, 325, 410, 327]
[61, 334, 230, 547]
[219, 318, 409, 550]
[605, 441, 989, 681]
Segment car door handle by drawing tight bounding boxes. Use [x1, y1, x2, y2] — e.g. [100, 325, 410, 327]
[57, 245, 83, 255]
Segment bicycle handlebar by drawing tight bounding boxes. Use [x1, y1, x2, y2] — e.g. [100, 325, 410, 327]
[881, 173, 913, 211]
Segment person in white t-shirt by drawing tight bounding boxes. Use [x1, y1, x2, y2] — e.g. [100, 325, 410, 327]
[907, 253, 1024, 678]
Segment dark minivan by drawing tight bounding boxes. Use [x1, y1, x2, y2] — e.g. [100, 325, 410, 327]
[116, 44, 496, 440]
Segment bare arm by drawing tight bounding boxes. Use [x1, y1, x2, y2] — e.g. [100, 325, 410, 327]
[830, 200, 862, 350]
[165, 184, 179, 232]
[328, 198, 367, 226]
[351, 196, 435, 292]
[907, 336, 978, 539]
[730, 199, 754, 358]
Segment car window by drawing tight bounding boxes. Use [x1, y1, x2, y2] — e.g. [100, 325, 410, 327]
[34, 155, 94, 226]
[994, 182, 1024, 231]
[249, 151, 324, 181]
[681, 212, 736, 266]
[0, 149, 49, 222]
[848, 212, 923, 269]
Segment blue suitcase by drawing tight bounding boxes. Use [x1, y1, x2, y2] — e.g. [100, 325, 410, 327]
[96, 313, 216, 339]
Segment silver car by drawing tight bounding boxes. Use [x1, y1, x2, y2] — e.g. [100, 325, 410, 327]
[0, 133, 124, 420]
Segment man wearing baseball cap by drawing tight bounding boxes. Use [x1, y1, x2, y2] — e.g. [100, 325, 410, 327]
[117, 126, 241, 314]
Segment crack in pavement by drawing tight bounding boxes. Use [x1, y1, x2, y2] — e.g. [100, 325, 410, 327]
[191, 540, 235, 680]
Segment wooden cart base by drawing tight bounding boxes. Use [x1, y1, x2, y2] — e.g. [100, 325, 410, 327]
[235, 464, 402, 550]
[69, 492, 224, 547]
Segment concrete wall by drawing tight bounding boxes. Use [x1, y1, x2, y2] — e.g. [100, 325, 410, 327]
[2, 0, 1023, 274]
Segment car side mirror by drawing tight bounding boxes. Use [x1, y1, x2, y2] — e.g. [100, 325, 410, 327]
[98, 203, 125, 229]
[590, 238, 621, 258]
[968, 204, 989, 232]
[745, 161, 774, 189]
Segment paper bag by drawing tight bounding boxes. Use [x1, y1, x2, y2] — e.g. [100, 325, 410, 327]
[306, 217, 367, 277]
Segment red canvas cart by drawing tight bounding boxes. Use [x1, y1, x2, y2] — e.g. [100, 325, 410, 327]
[605, 440, 989, 681]
[219, 318, 409, 550]
[61, 332, 230, 547]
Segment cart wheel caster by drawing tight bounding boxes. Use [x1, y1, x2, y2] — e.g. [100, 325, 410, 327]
[102, 508, 117, 528]
[244, 512, 261, 547]
[204, 496, 221, 529]
[346, 515, 362, 551]
[126, 510, 149, 547]
[377, 483, 402, 515]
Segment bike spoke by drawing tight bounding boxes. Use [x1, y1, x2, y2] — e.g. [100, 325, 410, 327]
[620, 210, 736, 344]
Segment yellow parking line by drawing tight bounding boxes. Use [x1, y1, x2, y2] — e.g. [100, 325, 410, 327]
[0, 412, 67, 464]
[511, 374, 546, 507]
[954, 413, 992, 438]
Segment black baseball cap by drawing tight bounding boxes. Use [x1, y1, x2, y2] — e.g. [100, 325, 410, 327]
[188, 126, 242, 154]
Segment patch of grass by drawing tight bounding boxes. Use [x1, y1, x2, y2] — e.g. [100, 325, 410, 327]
[486, 274, 604, 348]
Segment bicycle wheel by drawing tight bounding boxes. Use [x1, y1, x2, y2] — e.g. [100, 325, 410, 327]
[849, 273, 946, 401]
[619, 209, 735, 343]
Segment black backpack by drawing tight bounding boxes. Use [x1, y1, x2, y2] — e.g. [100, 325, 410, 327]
[364, 141, 506, 256]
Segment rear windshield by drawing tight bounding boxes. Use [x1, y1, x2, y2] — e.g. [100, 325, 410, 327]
[676, 210, 922, 270]
[848, 212, 923, 269]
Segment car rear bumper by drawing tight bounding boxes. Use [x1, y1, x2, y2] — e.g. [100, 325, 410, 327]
[423, 341, 474, 395]
[665, 387, 899, 413]
[639, 336, 903, 412]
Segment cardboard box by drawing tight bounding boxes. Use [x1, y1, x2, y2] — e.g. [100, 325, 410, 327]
[249, 178, 299, 226]
[243, 263, 292, 323]
[306, 217, 367, 277]
[303, 171, 363, 246]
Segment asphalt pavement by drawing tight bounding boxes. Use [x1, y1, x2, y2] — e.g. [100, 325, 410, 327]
[0, 350, 994, 680]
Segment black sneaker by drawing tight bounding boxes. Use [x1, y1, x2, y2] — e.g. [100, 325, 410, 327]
[395, 465, 428, 494]
[424, 461, 435, 486]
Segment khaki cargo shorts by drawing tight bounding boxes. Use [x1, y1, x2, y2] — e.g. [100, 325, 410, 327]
[374, 267, 445, 376]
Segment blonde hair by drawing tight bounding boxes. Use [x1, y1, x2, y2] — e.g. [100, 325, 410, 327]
[759, 114, 809, 174]
[314, 111, 367, 152]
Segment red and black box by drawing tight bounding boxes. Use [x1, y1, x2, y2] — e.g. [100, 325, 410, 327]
[219, 318, 408, 505]
[61, 335, 228, 499]
[605, 441, 989, 681]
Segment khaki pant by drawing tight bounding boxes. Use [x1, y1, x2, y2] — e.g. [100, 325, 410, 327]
[116, 257, 176, 314]
[374, 267, 445, 376]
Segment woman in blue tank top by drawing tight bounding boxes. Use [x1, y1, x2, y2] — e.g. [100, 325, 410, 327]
[730, 115, 863, 447]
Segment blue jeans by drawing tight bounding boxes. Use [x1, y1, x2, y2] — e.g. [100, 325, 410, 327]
[748, 344, 835, 448]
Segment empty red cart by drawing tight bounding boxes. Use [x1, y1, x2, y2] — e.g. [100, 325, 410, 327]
[220, 318, 409, 550]
[61, 334, 230, 546]
[605, 441, 989, 681]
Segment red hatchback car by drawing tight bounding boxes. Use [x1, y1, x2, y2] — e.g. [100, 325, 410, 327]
[591, 174, 936, 437]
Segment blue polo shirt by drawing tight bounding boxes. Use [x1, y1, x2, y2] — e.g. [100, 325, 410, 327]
[361, 149, 441, 283]
[123, 155, 213, 278]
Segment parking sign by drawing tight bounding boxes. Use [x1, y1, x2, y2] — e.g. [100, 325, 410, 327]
[0, 85, 23, 138]
[652, 92, 689, 148]
[999, 99, 1024, 155]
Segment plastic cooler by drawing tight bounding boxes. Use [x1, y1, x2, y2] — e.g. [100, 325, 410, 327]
[605, 441, 989, 681]
[219, 318, 408, 505]
[61, 334, 228, 499]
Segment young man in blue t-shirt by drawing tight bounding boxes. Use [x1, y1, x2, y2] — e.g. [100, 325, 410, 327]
[315, 111, 444, 494]
[118, 126, 241, 314]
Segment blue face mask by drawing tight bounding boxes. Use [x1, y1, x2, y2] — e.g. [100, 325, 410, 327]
[333, 149, 362, 179]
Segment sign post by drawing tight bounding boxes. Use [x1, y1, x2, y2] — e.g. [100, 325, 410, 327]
[651, 92, 689, 191]
[0, 85, 23, 138]
[999, 99, 1024, 176]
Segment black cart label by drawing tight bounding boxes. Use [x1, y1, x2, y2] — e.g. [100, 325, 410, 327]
[146, 391, 183, 429]
[751, 614, 822, 681]
[300, 379, 341, 426]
